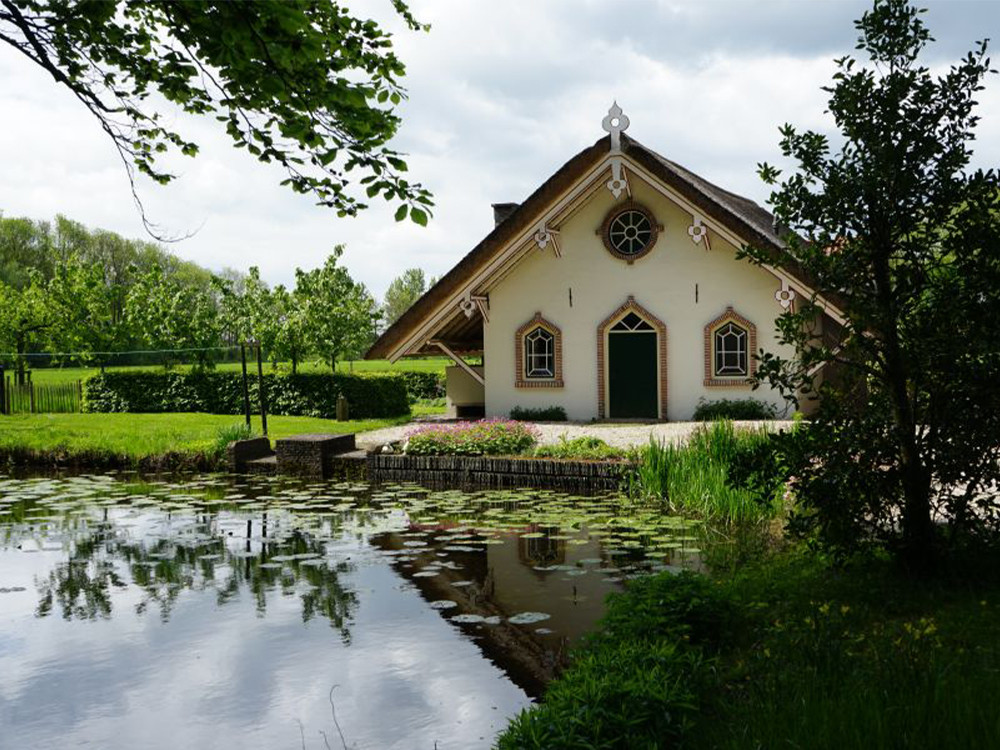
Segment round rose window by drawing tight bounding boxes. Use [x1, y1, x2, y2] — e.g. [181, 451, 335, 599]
[601, 204, 658, 261]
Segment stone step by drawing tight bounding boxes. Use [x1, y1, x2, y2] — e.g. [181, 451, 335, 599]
[246, 454, 277, 474]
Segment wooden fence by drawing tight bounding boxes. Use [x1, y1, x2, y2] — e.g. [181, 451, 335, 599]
[1, 378, 83, 414]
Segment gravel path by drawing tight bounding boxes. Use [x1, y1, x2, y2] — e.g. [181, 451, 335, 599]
[355, 418, 793, 451]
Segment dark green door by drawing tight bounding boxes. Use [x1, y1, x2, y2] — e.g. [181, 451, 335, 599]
[608, 331, 658, 418]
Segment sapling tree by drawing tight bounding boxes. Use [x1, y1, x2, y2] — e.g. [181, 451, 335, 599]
[381, 267, 433, 328]
[742, 0, 1000, 564]
[0, 272, 51, 383]
[295, 247, 380, 371]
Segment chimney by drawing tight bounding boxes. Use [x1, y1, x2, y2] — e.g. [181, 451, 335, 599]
[491, 202, 519, 226]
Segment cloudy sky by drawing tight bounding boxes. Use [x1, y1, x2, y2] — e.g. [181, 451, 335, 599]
[1, 0, 997, 298]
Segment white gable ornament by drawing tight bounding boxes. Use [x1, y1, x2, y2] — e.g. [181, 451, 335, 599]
[602, 103, 631, 198]
[533, 225, 562, 257]
[687, 214, 711, 250]
[458, 292, 477, 318]
[775, 280, 796, 310]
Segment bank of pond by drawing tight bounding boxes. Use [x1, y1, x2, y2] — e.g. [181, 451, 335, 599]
[1, 470, 997, 748]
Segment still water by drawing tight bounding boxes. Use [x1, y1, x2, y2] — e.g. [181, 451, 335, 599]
[0, 473, 704, 749]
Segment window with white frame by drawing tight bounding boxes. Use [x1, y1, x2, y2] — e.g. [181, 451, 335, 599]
[714, 322, 748, 377]
[524, 326, 555, 378]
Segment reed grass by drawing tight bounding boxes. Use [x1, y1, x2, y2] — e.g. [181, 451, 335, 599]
[626, 420, 785, 524]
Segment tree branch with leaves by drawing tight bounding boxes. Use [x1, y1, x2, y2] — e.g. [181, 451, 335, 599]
[0, 0, 433, 237]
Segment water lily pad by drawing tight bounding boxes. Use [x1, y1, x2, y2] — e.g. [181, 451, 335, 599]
[450, 614, 486, 624]
[508, 611, 551, 625]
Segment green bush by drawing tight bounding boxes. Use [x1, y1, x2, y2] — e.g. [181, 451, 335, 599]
[498, 572, 730, 749]
[82, 371, 410, 419]
[509, 405, 568, 421]
[693, 397, 779, 421]
[533, 435, 625, 461]
[404, 419, 538, 456]
[395, 371, 445, 402]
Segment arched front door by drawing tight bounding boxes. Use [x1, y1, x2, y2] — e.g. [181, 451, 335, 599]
[608, 312, 657, 418]
[597, 296, 667, 420]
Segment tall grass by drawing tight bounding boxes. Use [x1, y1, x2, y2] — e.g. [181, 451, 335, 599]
[212, 422, 256, 456]
[626, 420, 785, 524]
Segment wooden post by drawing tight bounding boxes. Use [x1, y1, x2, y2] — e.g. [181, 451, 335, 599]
[29, 380, 35, 413]
[255, 341, 268, 437]
[0, 366, 5, 415]
[240, 343, 252, 428]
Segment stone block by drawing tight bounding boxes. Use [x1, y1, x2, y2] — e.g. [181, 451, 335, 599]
[275, 433, 357, 478]
[227, 437, 274, 472]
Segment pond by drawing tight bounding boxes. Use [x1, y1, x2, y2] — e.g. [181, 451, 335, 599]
[0, 472, 706, 749]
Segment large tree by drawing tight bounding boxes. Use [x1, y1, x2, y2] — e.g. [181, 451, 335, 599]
[743, 0, 1000, 565]
[0, 0, 433, 232]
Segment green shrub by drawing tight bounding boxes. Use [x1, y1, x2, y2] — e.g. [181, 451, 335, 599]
[82, 371, 409, 419]
[498, 572, 730, 749]
[509, 405, 568, 421]
[404, 419, 538, 456]
[693, 397, 779, 421]
[533, 435, 625, 460]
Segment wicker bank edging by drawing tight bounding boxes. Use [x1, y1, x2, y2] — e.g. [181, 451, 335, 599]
[367, 453, 628, 493]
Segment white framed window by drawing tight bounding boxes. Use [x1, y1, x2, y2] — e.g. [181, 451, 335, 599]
[524, 326, 555, 378]
[515, 313, 563, 388]
[714, 322, 748, 377]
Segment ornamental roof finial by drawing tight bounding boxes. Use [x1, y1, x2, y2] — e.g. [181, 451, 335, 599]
[602, 101, 630, 152]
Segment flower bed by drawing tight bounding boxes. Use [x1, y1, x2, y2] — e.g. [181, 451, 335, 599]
[404, 419, 539, 456]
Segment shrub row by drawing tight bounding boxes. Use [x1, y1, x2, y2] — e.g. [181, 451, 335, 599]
[82, 371, 410, 419]
[693, 397, 779, 421]
[510, 405, 568, 421]
[395, 371, 445, 401]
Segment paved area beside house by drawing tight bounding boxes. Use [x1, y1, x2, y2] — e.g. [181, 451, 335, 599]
[355, 418, 794, 451]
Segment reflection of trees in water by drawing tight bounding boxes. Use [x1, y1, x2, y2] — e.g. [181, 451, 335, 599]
[26, 507, 357, 639]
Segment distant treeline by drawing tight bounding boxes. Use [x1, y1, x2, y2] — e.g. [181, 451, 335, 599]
[0, 213, 381, 381]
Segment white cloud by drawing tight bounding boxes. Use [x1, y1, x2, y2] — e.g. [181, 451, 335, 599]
[0, 0, 996, 298]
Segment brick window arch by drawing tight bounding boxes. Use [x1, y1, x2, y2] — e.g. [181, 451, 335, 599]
[515, 312, 564, 388]
[704, 306, 757, 387]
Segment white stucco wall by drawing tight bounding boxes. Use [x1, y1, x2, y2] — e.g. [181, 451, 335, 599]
[445, 365, 485, 418]
[483, 177, 796, 421]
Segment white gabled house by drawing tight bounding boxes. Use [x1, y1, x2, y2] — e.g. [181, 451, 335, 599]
[367, 105, 843, 421]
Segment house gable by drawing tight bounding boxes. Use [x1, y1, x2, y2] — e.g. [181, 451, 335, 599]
[367, 110, 842, 364]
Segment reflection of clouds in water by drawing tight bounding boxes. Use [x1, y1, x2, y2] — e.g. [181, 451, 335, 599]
[0, 477, 533, 748]
[0, 473, 706, 747]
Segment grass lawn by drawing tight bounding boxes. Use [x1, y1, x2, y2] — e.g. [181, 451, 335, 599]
[21, 357, 450, 386]
[0, 411, 420, 461]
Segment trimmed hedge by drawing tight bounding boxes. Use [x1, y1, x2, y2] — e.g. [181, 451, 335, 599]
[693, 397, 778, 421]
[396, 371, 445, 401]
[510, 405, 568, 421]
[82, 371, 410, 419]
